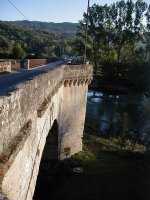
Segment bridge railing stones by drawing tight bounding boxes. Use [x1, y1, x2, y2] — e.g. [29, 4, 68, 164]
[64, 64, 93, 79]
[0, 63, 93, 199]
[37, 80, 64, 118]
[0, 64, 92, 153]
[0, 64, 93, 154]
[0, 66, 64, 154]
[63, 64, 93, 86]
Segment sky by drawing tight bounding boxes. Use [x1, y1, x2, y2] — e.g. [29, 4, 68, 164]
[0, 0, 150, 23]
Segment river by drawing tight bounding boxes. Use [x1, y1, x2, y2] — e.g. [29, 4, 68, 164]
[86, 90, 150, 145]
[34, 89, 150, 200]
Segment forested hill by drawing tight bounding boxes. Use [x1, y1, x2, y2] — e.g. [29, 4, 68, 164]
[0, 20, 76, 58]
[8, 21, 78, 38]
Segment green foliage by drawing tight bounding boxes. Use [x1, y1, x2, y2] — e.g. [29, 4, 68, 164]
[116, 112, 129, 150]
[3, 142, 9, 150]
[69, 148, 97, 167]
[84, 133, 146, 154]
[13, 21, 77, 38]
[75, 0, 149, 74]
[36, 133, 149, 200]
[12, 44, 26, 59]
[0, 21, 75, 59]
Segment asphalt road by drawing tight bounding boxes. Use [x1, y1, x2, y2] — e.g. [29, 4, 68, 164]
[0, 61, 64, 96]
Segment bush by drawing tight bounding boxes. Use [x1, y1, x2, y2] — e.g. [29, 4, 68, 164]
[12, 44, 26, 59]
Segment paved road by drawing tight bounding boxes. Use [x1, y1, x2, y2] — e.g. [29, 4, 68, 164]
[0, 61, 64, 96]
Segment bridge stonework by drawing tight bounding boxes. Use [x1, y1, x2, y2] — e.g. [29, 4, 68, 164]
[0, 64, 93, 200]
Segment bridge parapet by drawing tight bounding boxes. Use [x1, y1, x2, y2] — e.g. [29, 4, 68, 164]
[0, 64, 92, 154]
[0, 66, 64, 154]
[0, 63, 93, 200]
[64, 64, 93, 79]
[63, 64, 93, 86]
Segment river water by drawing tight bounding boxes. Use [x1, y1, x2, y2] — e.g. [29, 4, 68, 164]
[86, 90, 150, 144]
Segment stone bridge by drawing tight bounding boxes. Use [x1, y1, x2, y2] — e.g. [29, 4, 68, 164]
[0, 64, 93, 200]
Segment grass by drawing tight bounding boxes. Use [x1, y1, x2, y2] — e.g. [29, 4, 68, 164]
[83, 134, 147, 154]
[34, 134, 150, 200]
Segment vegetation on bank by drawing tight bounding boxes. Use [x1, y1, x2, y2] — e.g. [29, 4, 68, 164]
[34, 132, 150, 200]
[75, 0, 150, 65]
[68, 135, 150, 200]
[75, 0, 150, 92]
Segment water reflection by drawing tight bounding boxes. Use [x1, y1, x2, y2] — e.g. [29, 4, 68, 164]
[86, 90, 150, 143]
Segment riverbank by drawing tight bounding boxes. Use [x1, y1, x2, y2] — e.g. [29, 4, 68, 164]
[89, 76, 145, 95]
[34, 134, 150, 200]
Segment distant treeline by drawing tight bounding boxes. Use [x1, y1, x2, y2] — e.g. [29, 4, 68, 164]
[12, 21, 77, 38]
[0, 21, 77, 59]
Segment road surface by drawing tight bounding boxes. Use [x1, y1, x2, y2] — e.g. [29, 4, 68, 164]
[0, 61, 64, 96]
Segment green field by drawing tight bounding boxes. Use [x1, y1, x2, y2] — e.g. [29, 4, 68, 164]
[34, 134, 150, 200]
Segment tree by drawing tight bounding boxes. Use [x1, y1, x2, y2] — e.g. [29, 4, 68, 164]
[144, 4, 150, 63]
[116, 112, 129, 151]
[12, 44, 26, 59]
[75, 0, 149, 82]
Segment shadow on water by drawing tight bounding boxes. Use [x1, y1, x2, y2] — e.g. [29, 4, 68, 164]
[86, 90, 150, 145]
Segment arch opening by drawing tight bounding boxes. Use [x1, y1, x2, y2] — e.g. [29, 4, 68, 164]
[33, 119, 59, 200]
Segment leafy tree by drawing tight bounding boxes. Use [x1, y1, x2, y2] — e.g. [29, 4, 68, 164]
[75, 0, 149, 71]
[0, 36, 12, 54]
[12, 44, 26, 59]
[144, 4, 150, 62]
[116, 112, 129, 151]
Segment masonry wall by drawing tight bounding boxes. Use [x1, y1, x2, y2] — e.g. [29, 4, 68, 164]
[60, 83, 88, 159]
[11, 60, 21, 70]
[0, 64, 93, 200]
[60, 64, 92, 158]
[0, 66, 64, 154]
[1, 87, 63, 200]
[0, 62, 11, 73]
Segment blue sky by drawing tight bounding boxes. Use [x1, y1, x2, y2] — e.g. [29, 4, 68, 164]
[0, 0, 150, 23]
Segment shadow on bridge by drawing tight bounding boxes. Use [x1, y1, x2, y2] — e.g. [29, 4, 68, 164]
[0, 70, 47, 97]
[33, 119, 59, 200]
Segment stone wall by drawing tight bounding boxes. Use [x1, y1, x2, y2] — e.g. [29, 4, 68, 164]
[0, 66, 65, 153]
[64, 64, 93, 78]
[59, 64, 93, 158]
[1, 88, 63, 200]
[60, 82, 88, 159]
[0, 64, 93, 200]
[11, 60, 21, 70]
[0, 64, 92, 154]
[0, 62, 11, 73]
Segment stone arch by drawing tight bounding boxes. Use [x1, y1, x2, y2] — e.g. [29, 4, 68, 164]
[33, 119, 59, 199]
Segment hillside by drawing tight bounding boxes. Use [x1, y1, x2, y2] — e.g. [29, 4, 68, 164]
[0, 21, 76, 58]
[11, 21, 77, 38]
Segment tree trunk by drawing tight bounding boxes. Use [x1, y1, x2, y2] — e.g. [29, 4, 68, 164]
[93, 40, 98, 75]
